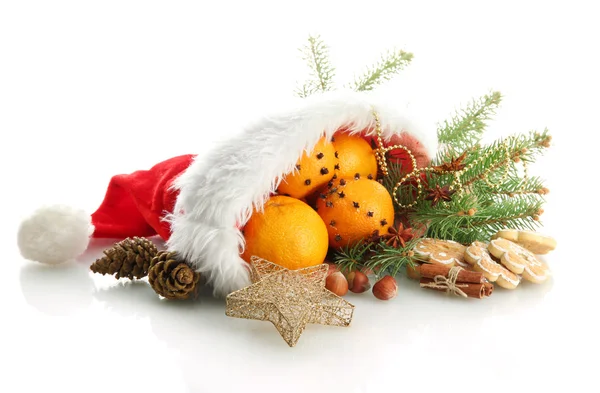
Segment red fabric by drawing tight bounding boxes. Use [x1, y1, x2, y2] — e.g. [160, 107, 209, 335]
[91, 154, 195, 241]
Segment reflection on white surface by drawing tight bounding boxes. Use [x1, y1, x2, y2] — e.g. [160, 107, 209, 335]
[8, 222, 595, 392]
[20, 262, 94, 316]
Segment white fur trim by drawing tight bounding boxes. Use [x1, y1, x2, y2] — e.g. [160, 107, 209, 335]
[18, 205, 94, 265]
[167, 90, 438, 296]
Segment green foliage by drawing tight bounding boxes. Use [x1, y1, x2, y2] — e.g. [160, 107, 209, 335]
[296, 36, 412, 97]
[402, 128, 551, 244]
[332, 239, 417, 278]
[436, 92, 502, 163]
[295, 35, 335, 98]
[408, 192, 544, 244]
[332, 241, 372, 274]
[348, 49, 413, 92]
[380, 160, 418, 209]
[377, 97, 551, 245]
[366, 240, 418, 277]
[456, 129, 551, 189]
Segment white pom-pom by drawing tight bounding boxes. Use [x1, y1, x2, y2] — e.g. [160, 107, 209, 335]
[17, 205, 94, 265]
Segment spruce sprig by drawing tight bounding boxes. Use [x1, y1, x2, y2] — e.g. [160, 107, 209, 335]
[332, 241, 373, 274]
[409, 193, 544, 244]
[474, 174, 547, 197]
[380, 160, 419, 209]
[457, 129, 551, 189]
[366, 240, 418, 277]
[295, 35, 335, 98]
[436, 91, 502, 163]
[332, 239, 418, 278]
[349, 49, 413, 92]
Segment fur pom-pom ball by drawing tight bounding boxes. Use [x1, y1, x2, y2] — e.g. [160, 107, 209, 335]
[17, 205, 94, 265]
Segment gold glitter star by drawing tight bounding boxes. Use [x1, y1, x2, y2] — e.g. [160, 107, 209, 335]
[225, 257, 355, 347]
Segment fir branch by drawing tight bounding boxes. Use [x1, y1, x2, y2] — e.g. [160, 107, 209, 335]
[296, 35, 335, 97]
[409, 193, 544, 244]
[474, 173, 548, 197]
[381, 159, 419, 210]
[459, 129, 551, 189]
[332, 241, 373, 274]
[436, 91, 502, 163]
[294, 82, 318, 99]
[349, 49, 413, 92]
[364, 240, 418, 277]
[332, 238, 418, 277]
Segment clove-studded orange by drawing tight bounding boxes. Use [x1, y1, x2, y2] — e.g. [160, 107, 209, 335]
[241, 195, 329, 270]
[332, 132, 378, 180]
[277, 137, 338, 199]
[315, 176, 395, 248]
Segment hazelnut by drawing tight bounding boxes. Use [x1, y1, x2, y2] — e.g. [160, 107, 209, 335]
[325, 262, 339, 277]
[372, 275, 398, 300]
[347, 271, 370, 293]
[326, 272, 348, 296]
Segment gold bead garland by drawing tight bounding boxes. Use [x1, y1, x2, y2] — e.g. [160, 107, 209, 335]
[370, 109, 533, 208]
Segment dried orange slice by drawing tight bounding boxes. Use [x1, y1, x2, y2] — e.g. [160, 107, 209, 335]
[491, 229, 556, 255]
[464, 241, 520, 289]
[488, 238, 551, 284]
[414, 238, 467, 267]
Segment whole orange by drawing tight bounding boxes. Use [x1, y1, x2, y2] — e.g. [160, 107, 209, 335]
[277, 137, 338, 199]
[332, 133, 378, 180]
[315, 177, 394, 248]
[241, 195, 329, 270]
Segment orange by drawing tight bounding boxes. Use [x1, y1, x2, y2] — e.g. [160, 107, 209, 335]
[241, 195, 329, 270]
[332, 133, 378, 180]
[315, 177, 394, 248]
[277, 137, 337, 199]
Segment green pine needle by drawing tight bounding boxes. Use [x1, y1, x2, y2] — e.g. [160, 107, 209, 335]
[366, 240, 418, 277]
[332, 239, 418, 278]
[409, 192, 544, 244]
[332, 241, 373, 274]
[457, 129, 551, 190]
[436, 91, 502, 163]
[295, 35, 335, 98]
[349, 49, 413, 92]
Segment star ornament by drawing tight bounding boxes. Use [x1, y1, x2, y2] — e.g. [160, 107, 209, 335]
[225, 257, 355, 347]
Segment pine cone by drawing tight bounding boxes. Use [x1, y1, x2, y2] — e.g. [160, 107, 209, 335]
[90, 237, 158, 279]
[148, 251, 200, 300]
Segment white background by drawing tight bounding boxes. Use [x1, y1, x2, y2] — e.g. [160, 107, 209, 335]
[1, 1, 599, 392]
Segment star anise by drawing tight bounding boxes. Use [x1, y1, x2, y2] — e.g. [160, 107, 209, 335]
[425, 184, 456, 206]
[432, 151, 467, 173]
[368, 224, 415, 248]
[383, 223, 415, 248]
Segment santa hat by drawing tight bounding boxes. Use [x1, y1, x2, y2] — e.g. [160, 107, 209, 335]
[17, 90, 437, 297]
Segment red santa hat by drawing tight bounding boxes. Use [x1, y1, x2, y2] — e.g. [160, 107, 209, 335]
[17, 90, 437, 296]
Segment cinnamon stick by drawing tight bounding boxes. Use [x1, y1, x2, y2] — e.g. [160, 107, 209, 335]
[483, 282, 494, 297]
[419, 264, 484, 284]
[419, 278, 486, 299]
[406, 263, 422, 280]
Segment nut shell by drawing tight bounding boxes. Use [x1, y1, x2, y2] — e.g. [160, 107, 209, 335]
[347, 271, 370, 293]
[372, 275, 397, 300]
[326, 271, 349, 296]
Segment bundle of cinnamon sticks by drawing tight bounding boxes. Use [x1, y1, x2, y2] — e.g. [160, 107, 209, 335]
[418, 264, 493, 299]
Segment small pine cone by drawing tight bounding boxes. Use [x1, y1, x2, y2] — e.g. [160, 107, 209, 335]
[148, 251, 200, 300]
[90, 237, 157, 279]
